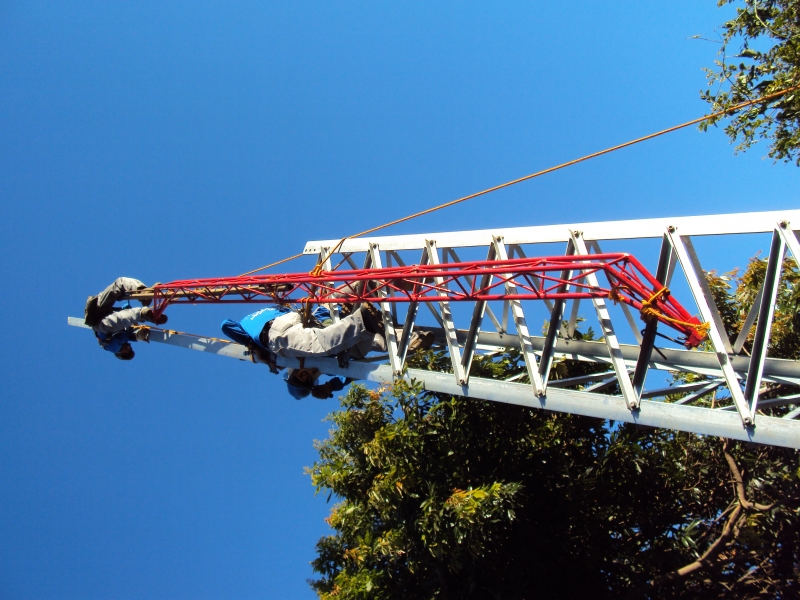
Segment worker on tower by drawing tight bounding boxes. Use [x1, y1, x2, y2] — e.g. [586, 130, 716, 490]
[221, 303, 434, 399]
[84, 277, 167, 360]
[222, 302, 384, 362]
[221, 304, 360, 399]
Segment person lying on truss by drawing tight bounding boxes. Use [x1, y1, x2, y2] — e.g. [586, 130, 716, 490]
[84, 277, 168, 361]
[221, 302, 434, 399]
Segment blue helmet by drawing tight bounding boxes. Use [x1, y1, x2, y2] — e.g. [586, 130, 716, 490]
[286, 383, 311, 400]
[284, 370, 312, 400]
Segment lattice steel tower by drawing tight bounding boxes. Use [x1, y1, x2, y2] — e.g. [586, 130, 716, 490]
[69, 210, 800, 449]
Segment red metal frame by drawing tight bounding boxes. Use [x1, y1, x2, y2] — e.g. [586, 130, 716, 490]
[149, 253, 707, 348]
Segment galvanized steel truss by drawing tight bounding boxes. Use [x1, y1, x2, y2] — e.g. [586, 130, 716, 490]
[69, 210, 800, 449]
[300, 210, 800, 447]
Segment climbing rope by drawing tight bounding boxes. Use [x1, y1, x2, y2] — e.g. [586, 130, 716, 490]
[239, 253, 305, 277]
[607, 283, 625, 304]
[300, 296, 315, 327]
[639, 287, 711, 337]
[235, 84, 800, 279]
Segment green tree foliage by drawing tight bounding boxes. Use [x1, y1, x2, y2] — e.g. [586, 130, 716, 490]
[307, 257, 800, 598]
[693, 255, 800, 408]
[701, 0, 800, 163]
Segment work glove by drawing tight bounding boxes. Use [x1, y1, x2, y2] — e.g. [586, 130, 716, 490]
[311, 382, 334, 399]
[135, 327, 150, 343]
[328, 377, 346, 392]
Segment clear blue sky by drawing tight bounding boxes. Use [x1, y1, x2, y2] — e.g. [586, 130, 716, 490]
[1, 2, 797, 598]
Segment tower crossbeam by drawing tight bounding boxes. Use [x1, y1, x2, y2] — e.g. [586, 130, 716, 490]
[138, 253, 706, 348]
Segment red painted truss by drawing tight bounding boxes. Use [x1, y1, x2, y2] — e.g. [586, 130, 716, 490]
[149, 253, 707, 348]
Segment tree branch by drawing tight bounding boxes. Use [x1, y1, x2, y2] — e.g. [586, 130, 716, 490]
[722, 438, 777, 511]
[624, 438, 776, 598]
[624, 503, 744, 598]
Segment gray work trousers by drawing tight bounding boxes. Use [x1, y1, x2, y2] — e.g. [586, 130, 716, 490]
[349, 333, 386, 360]
[268, 310, 378, 358]
[94, 278, 148, 335]
[95, 307, 148, 335]
[97, 277, 147, 309]
[326, 284, 386, 358]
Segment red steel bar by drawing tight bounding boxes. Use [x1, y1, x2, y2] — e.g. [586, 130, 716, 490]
[146, 253, 707, 348]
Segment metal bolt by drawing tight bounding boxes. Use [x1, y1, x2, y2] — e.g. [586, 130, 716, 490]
[668, 225, 676, 233]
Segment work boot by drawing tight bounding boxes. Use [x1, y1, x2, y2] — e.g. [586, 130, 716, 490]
[408, 331, 435, 353]
[359, 302, 384, 335]
[141, 307, 168, 326]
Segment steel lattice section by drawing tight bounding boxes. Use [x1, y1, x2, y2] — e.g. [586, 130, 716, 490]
[67, 210, 800, 445]
[147, 253, 706, 348]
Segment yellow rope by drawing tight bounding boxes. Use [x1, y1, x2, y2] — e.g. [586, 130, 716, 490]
[238, 253, 305, 278]
[241, 84, 800, 280]
[300, 296, 315, 327]
[607, 284, 624, 304]
[640, 288, 711, 335]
